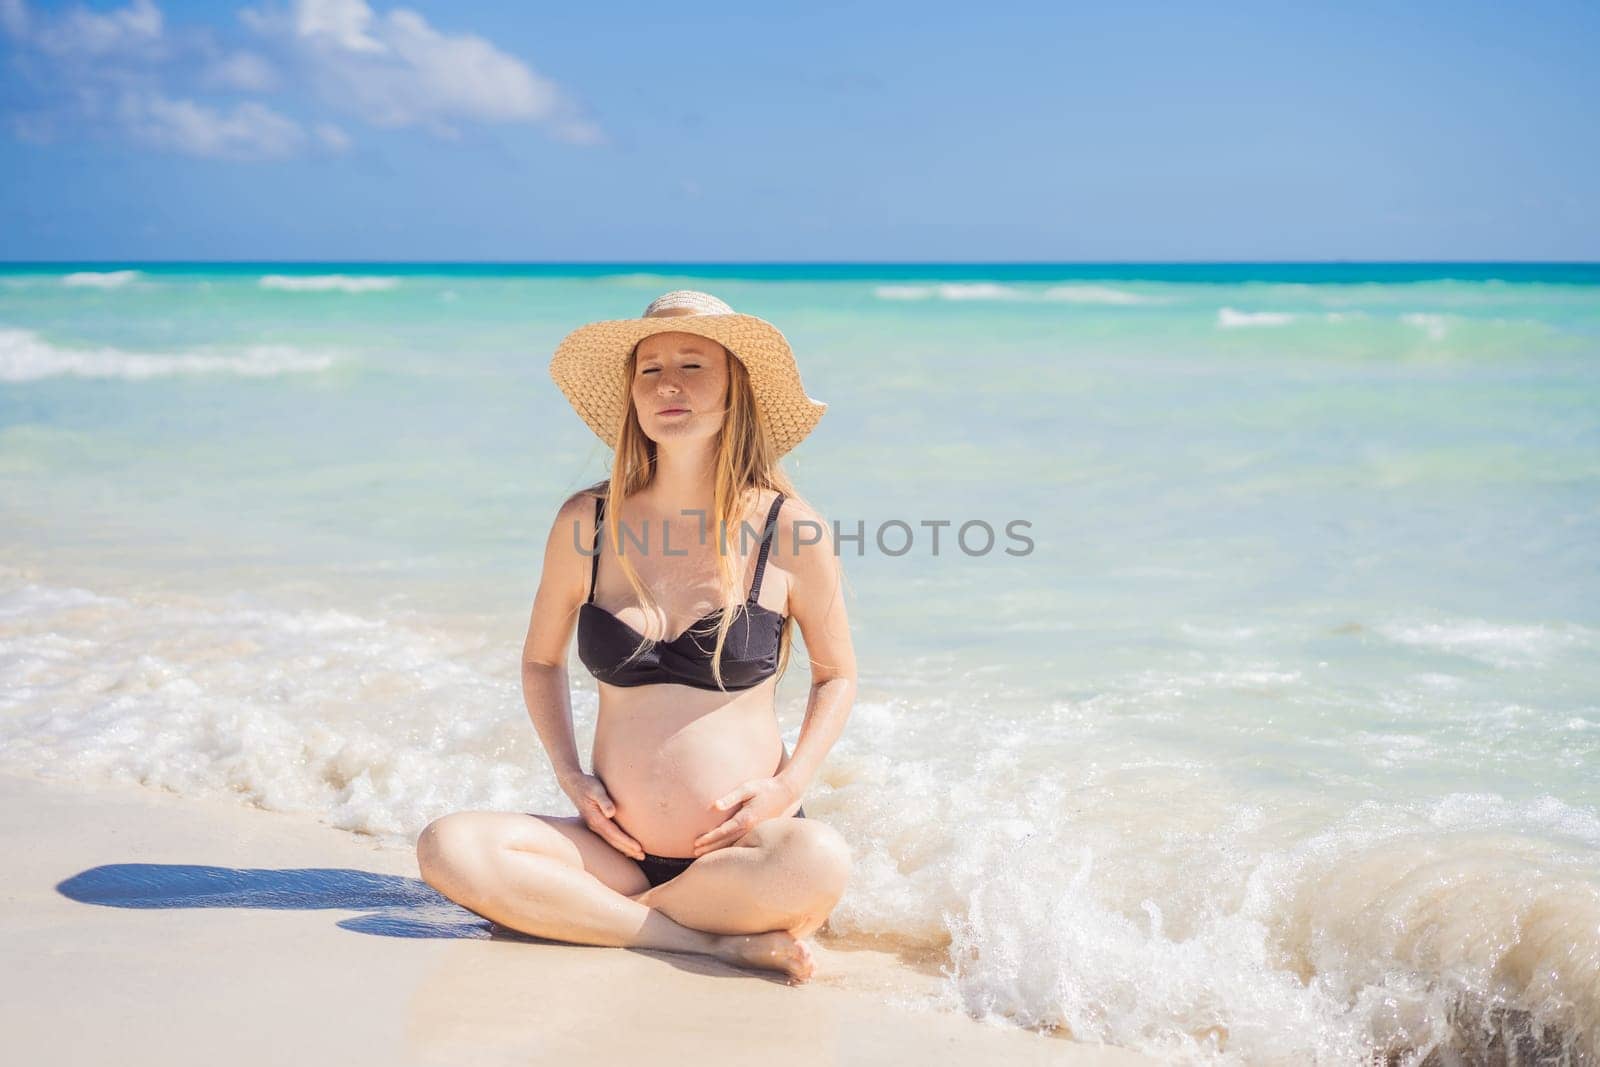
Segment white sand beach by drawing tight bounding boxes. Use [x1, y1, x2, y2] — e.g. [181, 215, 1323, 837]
[0, 770, 1159, 1066]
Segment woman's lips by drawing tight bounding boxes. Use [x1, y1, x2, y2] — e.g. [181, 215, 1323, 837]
[657, 408, 690, 416]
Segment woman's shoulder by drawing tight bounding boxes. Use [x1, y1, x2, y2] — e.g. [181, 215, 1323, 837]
[557, 480, 609, 515]
[546, 483, 608, 552]
[758, 489, 830, 567]
[764, 486, 820, 528]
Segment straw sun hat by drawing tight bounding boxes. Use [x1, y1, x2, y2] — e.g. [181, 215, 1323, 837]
[549, 290, 828, 457]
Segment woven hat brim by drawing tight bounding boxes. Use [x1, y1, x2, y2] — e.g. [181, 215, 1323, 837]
[549, 313, 827, 457]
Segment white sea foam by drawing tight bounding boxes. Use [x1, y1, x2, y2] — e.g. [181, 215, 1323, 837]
[1375, 617, 1597, 669]
[1217, 307, 1296, 328]
[259, 274, 400, 293]
[822, 695, 1600, 1063]
[0, 327, 335, 381]
[0, 578, 555, 834]
[61, 270, 142, 288]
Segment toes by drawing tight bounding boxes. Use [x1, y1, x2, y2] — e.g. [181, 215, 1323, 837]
[791, 940, 815, 981]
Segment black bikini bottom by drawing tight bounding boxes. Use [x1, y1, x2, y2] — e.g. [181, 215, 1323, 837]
[635, 806, 806, 888]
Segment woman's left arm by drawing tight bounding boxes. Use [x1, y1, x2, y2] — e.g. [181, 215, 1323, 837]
[773, 508, 857, 801]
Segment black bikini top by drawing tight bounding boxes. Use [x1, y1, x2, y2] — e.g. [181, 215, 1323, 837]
[577, 493, 787, 692]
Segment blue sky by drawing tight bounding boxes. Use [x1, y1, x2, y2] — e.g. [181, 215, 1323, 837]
[2, 0, 1596, 261]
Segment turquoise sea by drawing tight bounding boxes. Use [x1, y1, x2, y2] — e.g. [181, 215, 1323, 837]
[2, 263, 1597, 1064]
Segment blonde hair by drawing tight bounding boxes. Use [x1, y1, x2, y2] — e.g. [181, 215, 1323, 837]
[586, 341, 805, 690]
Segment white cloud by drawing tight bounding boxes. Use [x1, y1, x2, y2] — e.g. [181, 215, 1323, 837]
[245, 0, 604, 140]
[204, 50, 279, 92]
[313, 121, 349, 151]
[3, 0, 603, 158]
[25, 0, 164, 59]
[292, 0, 382, 53]
[119, 92, 306, 159]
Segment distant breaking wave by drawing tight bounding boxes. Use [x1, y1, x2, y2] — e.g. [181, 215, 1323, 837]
[0, 327, 335, 381]
[259, 274, 400, 293]
[1216, 308, 1466, 338]
[1217, 307, 1297, 328]
[875, 283, 1150, 303]
[61, 270, 141, 288]
[1042, 284, 1149, 304]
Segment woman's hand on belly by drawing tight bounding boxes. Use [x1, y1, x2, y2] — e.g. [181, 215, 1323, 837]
[560, 771, 645, 861]
[593, 691, 785, 857]
[691, 775, 801, 857]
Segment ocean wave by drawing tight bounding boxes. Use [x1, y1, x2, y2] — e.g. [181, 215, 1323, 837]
[0, 578, 556, 836]
[821, 695, 1600, 1063]
[61, 270, 141, 288]
[0, 327, 335, 381]
[259, 274, 400, 293]
[1401, 312, 1450, 340]
[1042, 284, 1149, 304]
[874, 283, 1149, 304]
[602, 273, 677, 287]
[1217, 307, 1296, 328]
[875, 283, 1026, 301]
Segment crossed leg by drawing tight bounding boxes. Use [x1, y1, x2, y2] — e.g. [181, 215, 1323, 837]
[415, 809, 850, 982]
[630, 818, 851, 939]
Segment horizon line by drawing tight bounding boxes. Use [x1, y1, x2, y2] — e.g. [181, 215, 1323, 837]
[3, 258, 1600, 266]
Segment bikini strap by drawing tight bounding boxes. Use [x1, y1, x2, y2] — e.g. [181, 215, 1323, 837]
[587, 495, 604, 604]
[748, 493, 785, 603]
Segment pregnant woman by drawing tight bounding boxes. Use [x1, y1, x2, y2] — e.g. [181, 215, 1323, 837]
[417, 290, 856, 983]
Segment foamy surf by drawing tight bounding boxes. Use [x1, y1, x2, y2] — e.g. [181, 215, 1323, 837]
[0, 577, 557, 834]
[938, 806, 1600, 1063]
[0, 328, 335, 381]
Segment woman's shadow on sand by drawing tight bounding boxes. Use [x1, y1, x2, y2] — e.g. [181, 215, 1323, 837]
[54, 863, 770, 980]
[57, 862, 516, 939]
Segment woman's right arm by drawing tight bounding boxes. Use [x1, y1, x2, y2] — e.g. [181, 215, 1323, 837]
[520, 491, 644, 859]
[520, 493, 591, 786]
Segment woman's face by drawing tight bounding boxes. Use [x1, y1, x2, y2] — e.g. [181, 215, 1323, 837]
[630, 330, 731, 448]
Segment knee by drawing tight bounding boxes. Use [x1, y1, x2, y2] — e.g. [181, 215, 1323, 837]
[765, 819, 852, 906]
[415, 812, 483, 892]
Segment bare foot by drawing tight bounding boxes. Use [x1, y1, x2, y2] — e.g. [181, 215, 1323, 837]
[712, 931, 815, 983]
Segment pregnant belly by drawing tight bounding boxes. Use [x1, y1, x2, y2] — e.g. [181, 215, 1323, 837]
[592, 696, 785, 858]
